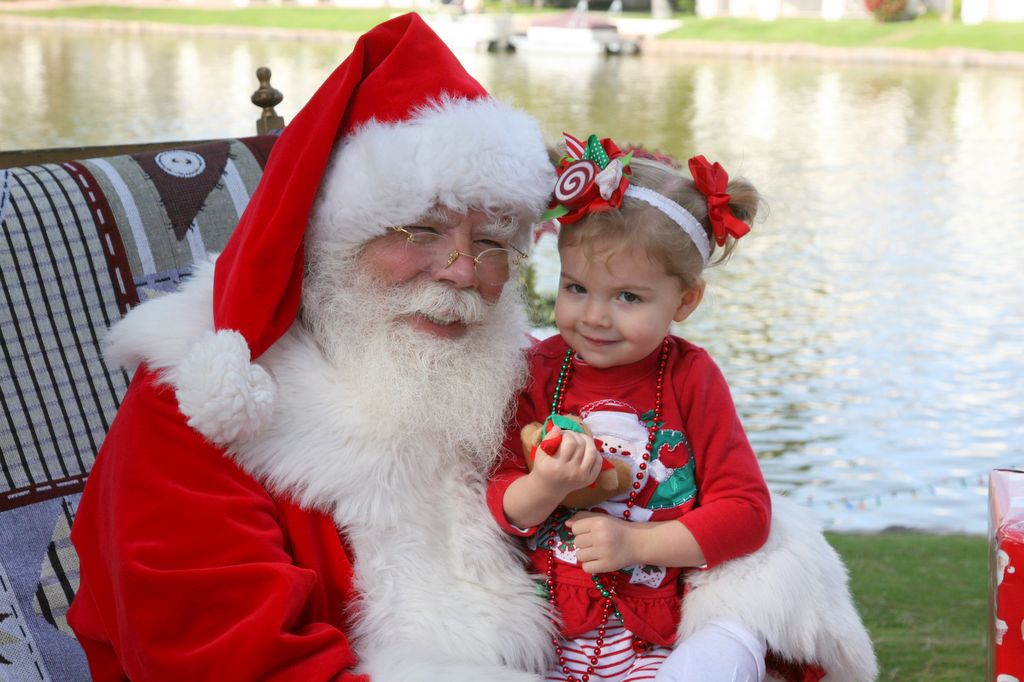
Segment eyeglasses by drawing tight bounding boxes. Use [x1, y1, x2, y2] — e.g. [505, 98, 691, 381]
[392, 226, 527, 286]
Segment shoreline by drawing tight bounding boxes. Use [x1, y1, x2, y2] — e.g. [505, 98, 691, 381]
[3, 10, 1024, 70]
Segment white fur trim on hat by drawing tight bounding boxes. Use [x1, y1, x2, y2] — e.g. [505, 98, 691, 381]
[680, 495, 878, 681]
[310, 96, 554, 253]
[172, 329, 276, 447]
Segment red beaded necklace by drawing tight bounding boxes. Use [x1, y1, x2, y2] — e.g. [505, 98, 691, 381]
[545, 337, 671, 682]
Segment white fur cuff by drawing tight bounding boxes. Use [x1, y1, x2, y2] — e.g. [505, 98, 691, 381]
[679, 495, 878, 681]
[173, 330, 276, 446]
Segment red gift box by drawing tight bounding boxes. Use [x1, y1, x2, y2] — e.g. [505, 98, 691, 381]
[990, 469, 1024, 681]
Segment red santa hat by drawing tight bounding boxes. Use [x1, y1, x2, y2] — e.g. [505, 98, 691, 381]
[171, 13, 554, 446]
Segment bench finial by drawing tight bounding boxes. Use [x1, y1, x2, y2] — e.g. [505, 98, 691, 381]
[252, 67, 285, 135]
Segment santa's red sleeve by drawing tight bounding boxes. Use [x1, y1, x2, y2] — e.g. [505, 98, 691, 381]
[674, 350, 771, 568]
[68, 368, 369, 682]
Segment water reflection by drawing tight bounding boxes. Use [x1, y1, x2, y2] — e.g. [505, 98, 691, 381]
[0, 27, 355, 147]
[3, 26, 1022, 532]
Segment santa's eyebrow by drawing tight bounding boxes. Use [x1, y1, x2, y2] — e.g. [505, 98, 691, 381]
[414, 207, 454, 226]
[407, 208, 518, 239]
[480, 214, 518, 239]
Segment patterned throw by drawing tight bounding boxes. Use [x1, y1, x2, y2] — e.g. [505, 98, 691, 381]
[0, 135, 276, 679]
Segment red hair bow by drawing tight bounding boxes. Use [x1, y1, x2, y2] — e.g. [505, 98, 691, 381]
[688, 155, 750, 246]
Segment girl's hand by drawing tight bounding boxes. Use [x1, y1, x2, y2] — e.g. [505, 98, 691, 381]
[566, 511, 638, 574]
[530, 425, 603, 497]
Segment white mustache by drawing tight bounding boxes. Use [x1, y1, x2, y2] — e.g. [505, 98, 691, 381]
[397, 281, 488, 325]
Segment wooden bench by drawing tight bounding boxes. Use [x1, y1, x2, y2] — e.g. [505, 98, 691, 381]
[0, 69, 284, 680]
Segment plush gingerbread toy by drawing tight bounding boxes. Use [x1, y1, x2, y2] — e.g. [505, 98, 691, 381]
[520, 414, 632, 509]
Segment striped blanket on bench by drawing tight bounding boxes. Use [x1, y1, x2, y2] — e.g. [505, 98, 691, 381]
[0, 135, 276, 680]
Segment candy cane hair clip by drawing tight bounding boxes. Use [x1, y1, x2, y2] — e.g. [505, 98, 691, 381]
[541, 132, 634, 227]
[542, 133, 751, 267]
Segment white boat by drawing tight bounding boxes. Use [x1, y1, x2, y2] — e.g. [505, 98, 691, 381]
[510, 11, 640, 55]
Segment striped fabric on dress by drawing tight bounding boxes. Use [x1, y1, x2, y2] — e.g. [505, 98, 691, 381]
[545, 618, 670, 682]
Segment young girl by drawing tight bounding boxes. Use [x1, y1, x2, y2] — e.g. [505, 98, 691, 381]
[486, 133, 771, 682]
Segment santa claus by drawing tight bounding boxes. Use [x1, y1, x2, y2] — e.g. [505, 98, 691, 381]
[68, 12, 877, 682]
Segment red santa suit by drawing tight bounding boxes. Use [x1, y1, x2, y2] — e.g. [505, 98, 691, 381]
[70, 368, 368, 681]
[69, 13, 559, 682]
[488, 334, 770, 648]
[69, 259, 558, 681]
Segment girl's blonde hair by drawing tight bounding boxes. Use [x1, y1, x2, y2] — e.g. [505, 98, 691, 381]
[557, 155, 761, 288]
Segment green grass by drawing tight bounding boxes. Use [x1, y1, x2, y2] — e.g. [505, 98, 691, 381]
[658, 15, 1024, 52]
[7, 5, 394, 33]
[827, 532, 987, 680]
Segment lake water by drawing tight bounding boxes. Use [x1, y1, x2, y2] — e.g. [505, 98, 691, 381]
[2, 24, 1022, 533]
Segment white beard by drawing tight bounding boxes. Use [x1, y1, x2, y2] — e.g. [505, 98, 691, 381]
[253, 246, 554, 679]
[300, 245, 529, 473]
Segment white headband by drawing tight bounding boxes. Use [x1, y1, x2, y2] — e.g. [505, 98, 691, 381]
[624, 185, 710, 265]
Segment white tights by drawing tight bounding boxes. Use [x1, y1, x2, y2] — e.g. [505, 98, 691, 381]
[654, 619, 767, 682]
